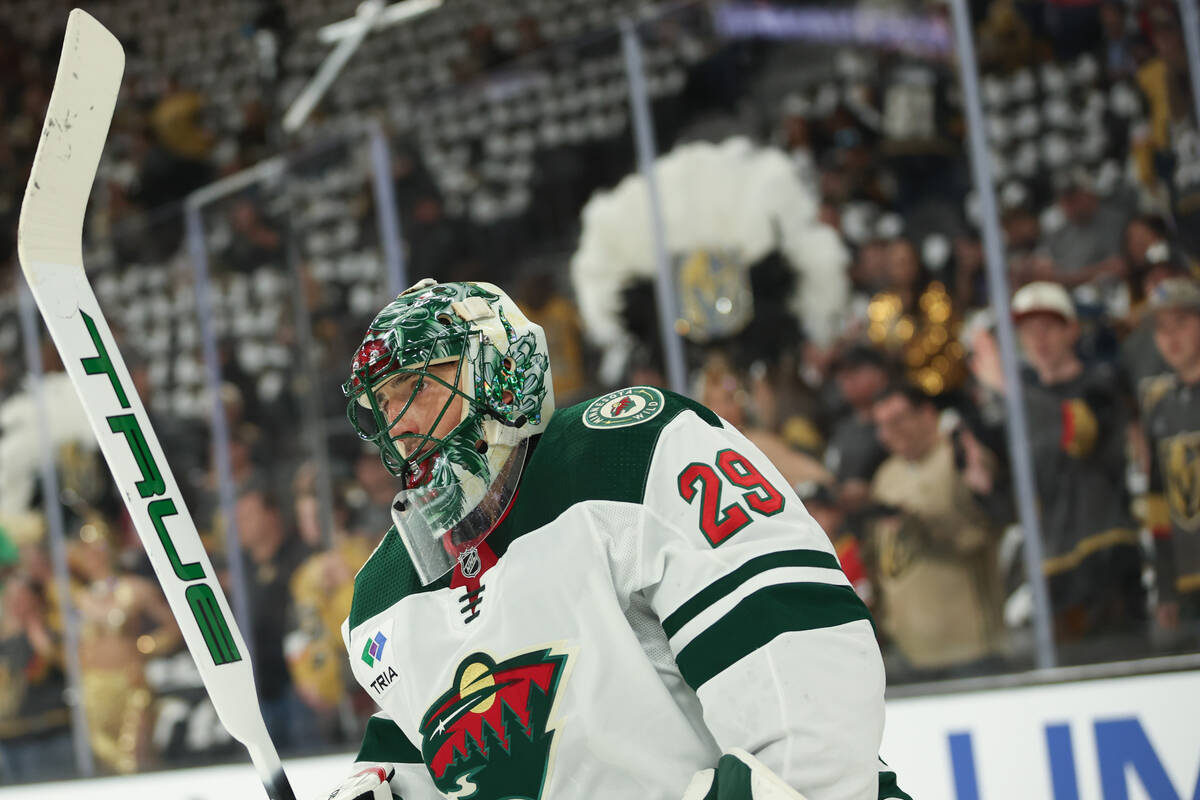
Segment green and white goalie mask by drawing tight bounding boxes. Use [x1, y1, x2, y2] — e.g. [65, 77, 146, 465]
[343, 279, 554, 584]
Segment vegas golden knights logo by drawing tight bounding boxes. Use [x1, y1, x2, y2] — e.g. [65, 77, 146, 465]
[875, 514, 923, 579]
[1162, 432, 1200, 531]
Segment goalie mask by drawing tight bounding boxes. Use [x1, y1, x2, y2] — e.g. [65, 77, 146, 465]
[343, 279, 554, 584]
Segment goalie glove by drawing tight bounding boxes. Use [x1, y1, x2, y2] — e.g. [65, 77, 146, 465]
[326, 764, 396, 800]
[681, 749, 811, 800]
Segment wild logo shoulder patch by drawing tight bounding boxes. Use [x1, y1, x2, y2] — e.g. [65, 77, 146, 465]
[582, 386, 665, 430]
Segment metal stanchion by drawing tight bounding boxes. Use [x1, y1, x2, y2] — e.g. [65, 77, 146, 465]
[620, 17, 689, 396]
[277, 151, 339, 550]
[183, 203, 255, 657]
[15, 279, 95, 777]
[368, 120, 409, 299]
[1178, 0, 1200, 133]
[949, 0, 1056, 668]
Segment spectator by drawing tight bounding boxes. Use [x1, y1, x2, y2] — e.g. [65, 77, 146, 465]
[794, 481, 872, 607]
[976, 0, 1041, 72]
[1010, 282, 1146, 656]
[1099, 0, 1137, 79]
[227, 198, 281, 273]
[194, 434, 260, 537]
[1002, 204, 1042, 263]
[1118, 235, 1185, 404]
[512, 15, 547, 58]
[286, 488, 374, 742]
[777, 93, 818, 191]
[1042, 169, 1127, 285]
[952, 232, 988, 311]
[1134, 4, 1200, 257]
[1044, 0, 1103, 61]
[0, 575, 74, 783]
[1140, 278, 1200, 646]
[518, 273, 590, 405]
[404, 195, 466, 283]
[69, 525, 182, 773]
[142, 74, 216, 208]
[346, 447, 401, 537]
[697, 353, 831, 488]
[864, 238, 967, 397]
[869, 384, 1008, 677]
[233, 488, 315, 752]
[825, 345, 892, 511]
[849, 235, 891, 299]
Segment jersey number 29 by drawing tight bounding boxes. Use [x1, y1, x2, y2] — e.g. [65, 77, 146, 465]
[677, 449, 785, 547]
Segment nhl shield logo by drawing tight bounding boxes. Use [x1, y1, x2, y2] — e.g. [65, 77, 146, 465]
[419, 649, 569, 800]
[459, 547, 482, 579]
[582, 386, 664, 430]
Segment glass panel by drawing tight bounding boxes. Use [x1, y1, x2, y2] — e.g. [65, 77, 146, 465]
[4, 0, 1200, 785]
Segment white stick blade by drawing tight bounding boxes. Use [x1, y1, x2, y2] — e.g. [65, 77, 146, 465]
[17, 9, 124, 274]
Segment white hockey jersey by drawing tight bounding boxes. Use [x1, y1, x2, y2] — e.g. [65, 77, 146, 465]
[342, 387, 908, 800]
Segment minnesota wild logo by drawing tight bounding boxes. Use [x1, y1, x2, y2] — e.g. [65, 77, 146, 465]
[419, 649, 569, 800]
[582, 386, 665, 430]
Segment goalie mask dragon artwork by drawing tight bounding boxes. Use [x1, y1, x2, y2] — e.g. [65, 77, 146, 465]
[343, 280, 554, 584]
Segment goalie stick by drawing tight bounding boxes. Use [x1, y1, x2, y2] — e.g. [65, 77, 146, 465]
[17, 10, 297, 799]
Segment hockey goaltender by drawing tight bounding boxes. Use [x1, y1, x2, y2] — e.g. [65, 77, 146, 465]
[323, 279, 909, 800]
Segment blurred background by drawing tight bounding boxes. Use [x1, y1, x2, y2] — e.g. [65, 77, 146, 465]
[1, 0, 1199, 788]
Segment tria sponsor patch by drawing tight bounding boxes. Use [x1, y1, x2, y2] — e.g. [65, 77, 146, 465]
[582, 386, 664, 430]
[361, 631, 387, 667]
[370, 666, 399, 694]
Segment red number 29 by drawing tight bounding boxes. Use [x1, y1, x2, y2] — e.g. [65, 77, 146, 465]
[677, 449, 785, 547]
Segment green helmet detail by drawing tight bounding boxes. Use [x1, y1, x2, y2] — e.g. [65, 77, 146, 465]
[343, 279, 554, 568]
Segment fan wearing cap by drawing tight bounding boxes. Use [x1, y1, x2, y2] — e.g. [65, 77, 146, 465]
[1139, 278, 1200, 639]
[1011, 282, 1146, 651]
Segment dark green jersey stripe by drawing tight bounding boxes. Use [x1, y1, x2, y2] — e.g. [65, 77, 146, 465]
[356, 714, 423, 765]
[878, 768, 913, 799]
[712, 751, 754, 799]
[349, 527, 450, 630]
[675, 582, 872, 689]
[662, 549, 842, 638]
[502, 389, 722, 540]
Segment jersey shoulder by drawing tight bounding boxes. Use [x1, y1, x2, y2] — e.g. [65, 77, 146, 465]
[347, 525, 446, 631]
[348, 388, 722, 627]
[508, 387, 722, 534]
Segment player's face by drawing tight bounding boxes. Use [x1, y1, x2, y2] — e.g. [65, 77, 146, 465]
[1153, 308, 1200, 374]
[374, 361, 464, 459]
